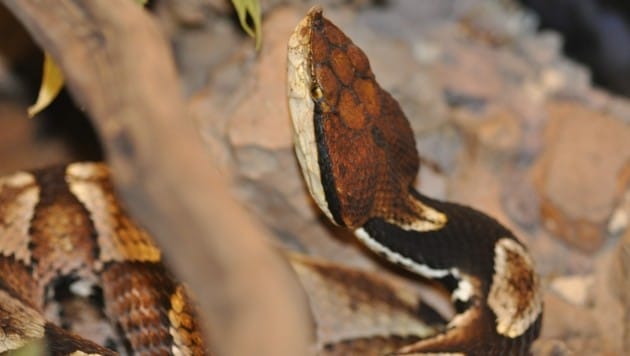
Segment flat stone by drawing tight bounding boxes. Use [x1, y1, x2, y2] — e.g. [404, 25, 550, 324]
[501, 170, 541, 230]
[234, 146, 279, 180]
[434, 41, 505, 100]
[536, 293, 608, 354]
[454, 105, 523, 158]
[550, 274, 593, 306]
[532, 100, 630, 252]
[583, 231, 629, 355]
[531, 339, 572, 356]
[608, 191, 630, 235]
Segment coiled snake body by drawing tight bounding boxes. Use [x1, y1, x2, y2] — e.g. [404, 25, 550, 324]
[0, 163, 206, 355]
[287, 7, 543, 355]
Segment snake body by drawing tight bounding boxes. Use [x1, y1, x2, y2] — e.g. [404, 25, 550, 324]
[287, 7, 543, 355]
[0, 163, 207, 355]
[0, 6, 542, 356]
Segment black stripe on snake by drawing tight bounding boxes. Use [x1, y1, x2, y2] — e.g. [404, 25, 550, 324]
[286, 6, 543, 355]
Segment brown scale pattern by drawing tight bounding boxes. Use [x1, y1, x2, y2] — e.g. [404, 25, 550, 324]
[308, 10, 422, 228]
[101, 262, 207, 355]
[0, 257, 36, 308]
[29, 167, 100, 306]
[102, 262, 175, 355]
[167, 285, 207, 355]
[0, 164, 210, 354]
[65, 163, 161, 264]
[29, 196, 97, 286]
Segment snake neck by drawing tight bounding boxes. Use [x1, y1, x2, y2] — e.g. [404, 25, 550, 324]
[353, 188, 497, 300]
[358, 187, 513, 287]
[356, 187, 543, 341]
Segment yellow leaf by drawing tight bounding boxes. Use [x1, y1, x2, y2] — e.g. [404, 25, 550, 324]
[231, 0, 262, 50]
[28, 53, 64, 118]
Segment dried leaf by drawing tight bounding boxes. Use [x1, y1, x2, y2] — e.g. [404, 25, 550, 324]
[231, 0, 262, 50]
[28, 0, 148, 117]
[28, 53, 64, 117]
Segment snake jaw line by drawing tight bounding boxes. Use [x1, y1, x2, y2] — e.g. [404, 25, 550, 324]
[355, 228, 453, 279]
[287, 6, 336, 224]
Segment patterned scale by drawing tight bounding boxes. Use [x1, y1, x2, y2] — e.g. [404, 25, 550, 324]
[0, 163, 208, 355]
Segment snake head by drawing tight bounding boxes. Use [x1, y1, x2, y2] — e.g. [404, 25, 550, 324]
[287, 7, 445, 230]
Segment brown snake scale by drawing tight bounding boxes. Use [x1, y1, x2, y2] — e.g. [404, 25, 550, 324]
[0, 163, 206, 355]
[1, 6, 542, 356]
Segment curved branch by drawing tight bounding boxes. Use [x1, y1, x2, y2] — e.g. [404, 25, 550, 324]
[1, 1, 312, 355]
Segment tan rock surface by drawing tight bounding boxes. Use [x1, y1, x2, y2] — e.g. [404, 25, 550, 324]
[532, 101, 630, 252]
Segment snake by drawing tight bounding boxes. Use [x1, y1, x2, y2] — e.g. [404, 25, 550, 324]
[286, 6, 543, 355]
[0, 6, 542, 356]
[0, 163, 207, 355]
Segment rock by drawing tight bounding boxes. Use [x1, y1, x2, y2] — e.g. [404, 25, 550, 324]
[453, 105, 523, 160]
[608, 191, 630, 236]
[531, 339, 573, 356]
[156, 0, 212, 27]
[537, 293, 610, 355]
[0, 102, 72, 174]
[434, 41, 506, 100]
[416, 165, 448, 201]
[517, 31, 563, 68]
[501, 170, 541, 230]
[396, 73, 449, 135]
[415, 124, 462, 174]
[173, 18, 242, 95]
[532, 100, 630, 253]
[225, 7, 298, 150]
[550, 274, 593, 306]
[234, 146, 279, 180]
[583, 233, 628, 355]
[457, 0, 538, 45]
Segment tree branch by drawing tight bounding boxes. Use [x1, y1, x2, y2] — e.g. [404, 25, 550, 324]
[1, 1, 312, 355]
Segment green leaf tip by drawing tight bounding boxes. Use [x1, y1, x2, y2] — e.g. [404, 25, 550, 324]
[231, 0, 262, 50]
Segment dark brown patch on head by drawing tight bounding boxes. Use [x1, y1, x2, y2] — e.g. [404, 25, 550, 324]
[307, 10, 420, 228]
